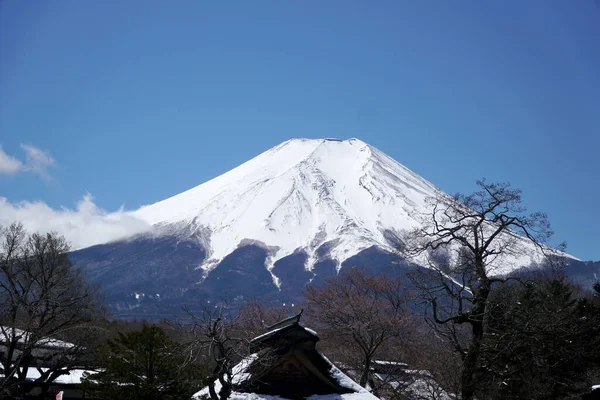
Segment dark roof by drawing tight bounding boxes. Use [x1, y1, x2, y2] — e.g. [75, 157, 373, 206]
[265, 309, 303, 331]
[250, 310, 318, 344]
[237, 310, 360, 398]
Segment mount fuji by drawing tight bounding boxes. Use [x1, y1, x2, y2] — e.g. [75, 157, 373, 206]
[70, 138, 598, 317]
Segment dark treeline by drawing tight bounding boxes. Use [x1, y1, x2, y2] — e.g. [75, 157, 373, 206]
[2, 179, 600, 400]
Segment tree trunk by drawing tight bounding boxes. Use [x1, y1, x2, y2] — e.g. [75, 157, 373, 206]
[359, 355, 371, 388]
[208, 382, 219, 400]
[462, 279, 489, 400]
[461, 320, 483, 400]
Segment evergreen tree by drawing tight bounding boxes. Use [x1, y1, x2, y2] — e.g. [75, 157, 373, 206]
[478, 278, 600, 399]
[82, 324, 205, 400]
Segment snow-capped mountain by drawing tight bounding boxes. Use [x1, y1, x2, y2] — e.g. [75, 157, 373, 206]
[133, 138, 437, 281]
[70, 138, 596, 317]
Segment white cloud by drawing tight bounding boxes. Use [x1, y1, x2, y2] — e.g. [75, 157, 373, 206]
[21, 144, 56, 180]
[0, 146, 24, 175]
[0, 144, 55, 179]
[0, 194, 151, 250]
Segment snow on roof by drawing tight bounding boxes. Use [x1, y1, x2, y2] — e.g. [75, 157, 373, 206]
[251, 325, 319, 344]
[303, 327, 318, 336]
[0, 368, 94, 385]
[373, 369, 453, 400]
[307, 392, 378, 400]
[372, 360, 407, 367]
[192, 352, 379, 400]
[0, 326, 74, 349]
[401, 377, 453, 400]
[194, 388, 377, 400]
[251, 312, 318, 344]
[250, 326, 286, 343]
[231, 353, 258, 385]
[262, 311, 302, 332]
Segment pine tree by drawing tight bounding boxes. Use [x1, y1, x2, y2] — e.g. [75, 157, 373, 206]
[82, 324, 205, 400]
[479, 278, 600, 399]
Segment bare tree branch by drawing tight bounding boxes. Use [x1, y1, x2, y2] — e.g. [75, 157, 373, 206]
[401, 180, 559, 400]
[0, 223, 104, 398]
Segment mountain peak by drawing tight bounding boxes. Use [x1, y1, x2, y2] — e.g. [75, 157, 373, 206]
[279, 137, 367, 147]
[75, 138, 587, 316]
[133, 138, 439, 279]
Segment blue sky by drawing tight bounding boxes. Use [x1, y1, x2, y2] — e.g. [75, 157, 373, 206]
[1, 1, 599, 259]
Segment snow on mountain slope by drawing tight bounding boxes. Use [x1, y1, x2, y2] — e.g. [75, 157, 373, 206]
[130, 137, 576, 289]
[133, 138, 441, 280]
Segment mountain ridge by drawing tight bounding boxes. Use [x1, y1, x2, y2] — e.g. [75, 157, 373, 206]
[131, 138, 442, 283]
[70, 138, 597, 317]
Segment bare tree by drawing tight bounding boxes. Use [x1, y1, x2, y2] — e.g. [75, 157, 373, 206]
[0, 223, 103, 398]
[383, 319, 462, 400]
[304, 267, 411, 391]
[178, 299, 293, 400]
[402, 180, 559, 400]
[236, 298, 288, 338]
[181, 303, 239, 400]
[178, 303, 252, 400]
